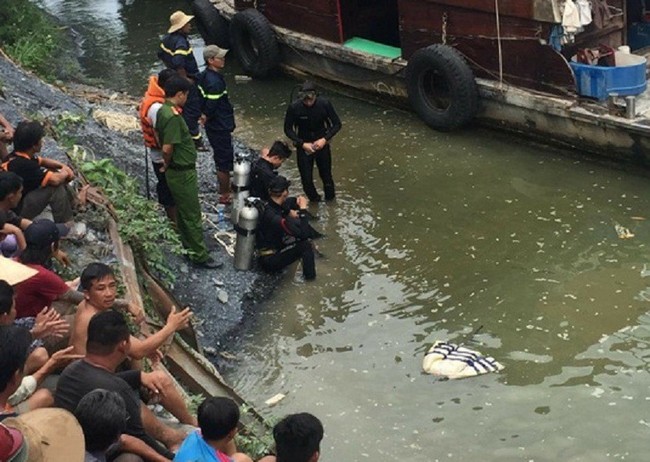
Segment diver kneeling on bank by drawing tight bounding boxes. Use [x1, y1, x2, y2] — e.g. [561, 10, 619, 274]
[256, 176, 321, 281]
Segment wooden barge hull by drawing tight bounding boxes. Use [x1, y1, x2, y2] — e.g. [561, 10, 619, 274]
[203, 0, 650, 163]
[279, 43, 650, 161]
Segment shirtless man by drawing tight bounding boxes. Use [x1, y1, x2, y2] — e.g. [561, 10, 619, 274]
[69, 262, 196, 430]
[70, 262, 192, 359]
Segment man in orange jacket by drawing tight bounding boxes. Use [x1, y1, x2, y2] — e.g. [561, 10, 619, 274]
[139, 68, 178, 224]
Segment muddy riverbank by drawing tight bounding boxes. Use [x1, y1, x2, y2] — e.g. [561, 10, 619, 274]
[0, 52, 276, 352]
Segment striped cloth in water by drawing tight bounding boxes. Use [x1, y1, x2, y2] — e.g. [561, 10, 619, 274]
[422, 341, 504, 379]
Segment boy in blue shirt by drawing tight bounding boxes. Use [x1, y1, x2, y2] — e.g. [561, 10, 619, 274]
[174, 397, 252, 462]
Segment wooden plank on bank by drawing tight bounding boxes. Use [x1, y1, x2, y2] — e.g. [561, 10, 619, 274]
[140, 268, 201, 352]
[165, 339, 270, 438]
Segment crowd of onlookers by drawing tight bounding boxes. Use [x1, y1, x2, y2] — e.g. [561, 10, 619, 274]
[0, 180, 325, 461]
[0, 114, 325, 462]
[0, 6, 338, 460]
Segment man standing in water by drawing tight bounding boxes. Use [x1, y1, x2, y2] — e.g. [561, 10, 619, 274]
[156, 75, 221, 269]
[158, 10, 207, 151]
[197, 45, 235, 205]
[284, 81, 342, 202]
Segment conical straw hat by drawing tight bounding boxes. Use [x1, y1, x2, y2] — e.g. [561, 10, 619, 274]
[0, 255, 37, 285]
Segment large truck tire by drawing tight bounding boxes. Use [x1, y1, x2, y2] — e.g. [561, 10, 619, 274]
[230, 9, 279, 78]
[191, 0, 230, 48]
[406, 44, 478, 131]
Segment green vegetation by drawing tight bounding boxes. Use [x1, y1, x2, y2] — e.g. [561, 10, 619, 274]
[78, 156, 187, 282]
[43, 114, 182, 284]
[46, 112, 86, 148]
[236, 404, 276, 459]
[0, 0, 65, 79]
[63, 139, 186, 283]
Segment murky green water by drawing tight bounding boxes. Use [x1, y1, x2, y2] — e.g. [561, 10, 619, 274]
[43, 1, 650, 460]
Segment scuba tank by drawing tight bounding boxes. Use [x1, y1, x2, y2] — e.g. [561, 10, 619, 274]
[233, 197, 259, 270]
[231, 153, 251, 224]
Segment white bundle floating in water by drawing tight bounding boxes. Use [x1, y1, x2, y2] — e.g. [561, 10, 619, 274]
[422, 341, 504, 379]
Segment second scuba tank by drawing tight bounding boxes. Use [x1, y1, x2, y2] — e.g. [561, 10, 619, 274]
[231, 153, 251, 224]
[233, 197, 259, 270]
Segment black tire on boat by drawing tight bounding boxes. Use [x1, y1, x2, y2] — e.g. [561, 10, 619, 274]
[230, 9, 279, 78]
[406, 44, 478, 131]
[191, 0, 230, 48]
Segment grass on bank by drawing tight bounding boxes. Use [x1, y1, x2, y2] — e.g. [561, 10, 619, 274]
[0, 0, 72, 80]
[35, 112, 184, 282]
[74, 152, 187, 283]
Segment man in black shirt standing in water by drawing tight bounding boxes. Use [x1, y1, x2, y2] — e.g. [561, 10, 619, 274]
[284, 81, 342, 202]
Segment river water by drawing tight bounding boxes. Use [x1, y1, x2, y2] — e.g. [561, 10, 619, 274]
[41, 1, 650, 460]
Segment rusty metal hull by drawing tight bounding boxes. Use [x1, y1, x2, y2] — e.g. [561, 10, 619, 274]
[211, 0, 650, 162]
[279, 40, 650, 162]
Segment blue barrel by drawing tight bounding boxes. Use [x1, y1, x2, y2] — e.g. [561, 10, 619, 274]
[570, 52, 647, 101]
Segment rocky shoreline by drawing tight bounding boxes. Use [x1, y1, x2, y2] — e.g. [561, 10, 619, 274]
[0, 53, 278, 357]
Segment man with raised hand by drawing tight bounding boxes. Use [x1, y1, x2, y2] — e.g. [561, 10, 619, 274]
[69, 262, 192, 361]
[56, 310, 196, 461]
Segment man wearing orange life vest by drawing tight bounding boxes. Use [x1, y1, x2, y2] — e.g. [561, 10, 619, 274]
[139, 68, 178, 224]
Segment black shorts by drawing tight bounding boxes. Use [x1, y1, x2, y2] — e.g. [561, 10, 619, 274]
[152, 161, 175, 207]
[205, 127, 234, 172]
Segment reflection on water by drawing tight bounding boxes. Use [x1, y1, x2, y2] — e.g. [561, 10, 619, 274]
[42, 0, 201, 95]
[41, 0, 650, 459]
[228, 100, 650, 460]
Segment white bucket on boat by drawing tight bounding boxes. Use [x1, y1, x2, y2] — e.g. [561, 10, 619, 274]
[614, 51, 645, 66]
[618, 45, 631, 54]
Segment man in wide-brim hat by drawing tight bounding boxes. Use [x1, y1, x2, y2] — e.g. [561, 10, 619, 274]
[158, 11, 207, 151]
[167, 10, 194, 33]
